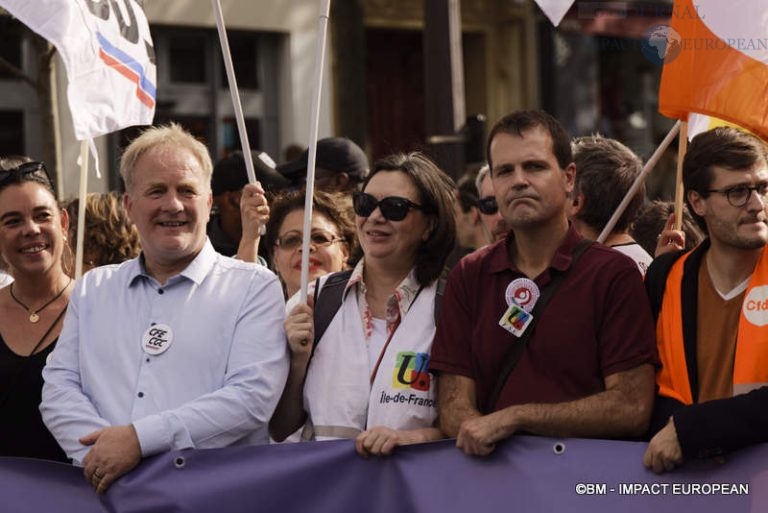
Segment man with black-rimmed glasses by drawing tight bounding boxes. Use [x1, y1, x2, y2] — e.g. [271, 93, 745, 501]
[644, 126, 768, 473]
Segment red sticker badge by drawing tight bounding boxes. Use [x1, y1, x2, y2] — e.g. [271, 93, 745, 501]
[505, 278, 540, 313]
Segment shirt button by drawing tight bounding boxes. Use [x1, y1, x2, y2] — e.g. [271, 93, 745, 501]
[158, 289, 164, 295]
[145, 358, 150, 363]
[138, 392, 144, 398]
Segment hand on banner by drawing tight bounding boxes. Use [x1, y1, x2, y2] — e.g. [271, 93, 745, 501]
[643, 417, 684, 473]
[80, 424, 142, 494]
[355, 426, 402, 457]
[655, 213, 686, 257]
[456, 411, 512, 456]
[285, 302, 315, 355]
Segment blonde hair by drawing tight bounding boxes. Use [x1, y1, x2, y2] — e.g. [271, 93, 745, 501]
[119, 123, 213, 191]
[65, 192, 141, 267]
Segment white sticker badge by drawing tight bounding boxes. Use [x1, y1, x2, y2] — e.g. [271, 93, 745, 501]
[142, 324, 174, 356]
[743, 285, 768, 327]
[505, 278, 540, 313]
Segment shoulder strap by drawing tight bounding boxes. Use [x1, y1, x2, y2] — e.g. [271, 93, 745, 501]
[312, 270, 353, 356]
[433, 269, 449, 323]
[484, 239, 592, 413]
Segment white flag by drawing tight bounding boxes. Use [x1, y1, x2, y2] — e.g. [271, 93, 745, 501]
[533, 0, 575, 26]
[0, 0, 156, 140]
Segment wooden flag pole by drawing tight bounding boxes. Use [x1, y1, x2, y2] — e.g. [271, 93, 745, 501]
[597, 120, 681, 243]
[673, 121, 689, 231]
[299, 0, 332, 306]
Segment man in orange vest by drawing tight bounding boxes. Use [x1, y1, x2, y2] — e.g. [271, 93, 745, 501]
[644, 126, 768, 473]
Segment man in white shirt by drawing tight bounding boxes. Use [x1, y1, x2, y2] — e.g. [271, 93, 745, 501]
[569, 135, 653, 275]
[41, 124, 289, 493]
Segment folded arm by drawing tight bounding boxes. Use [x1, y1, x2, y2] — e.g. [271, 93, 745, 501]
[440, 365, 655, 456]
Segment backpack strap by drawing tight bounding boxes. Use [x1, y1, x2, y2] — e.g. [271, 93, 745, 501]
[433, 269, 449, 323]
[311, 270, 353, 357]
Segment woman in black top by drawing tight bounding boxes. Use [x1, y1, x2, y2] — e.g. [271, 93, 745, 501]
[0, 157, 72, 462]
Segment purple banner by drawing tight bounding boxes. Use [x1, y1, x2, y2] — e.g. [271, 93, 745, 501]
[2, 437, 767, 512]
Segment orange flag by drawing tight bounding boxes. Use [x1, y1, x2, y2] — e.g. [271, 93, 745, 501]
[659, 0, 768, 141]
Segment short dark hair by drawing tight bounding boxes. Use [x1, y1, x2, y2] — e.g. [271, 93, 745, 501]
[263, 188, 357, 266]
[683, 127, 768, 232]
[630, 200, 704, 256]
[361, 152, 456, 286]
[572, 135, 645, 232]
[486, 110, 572, 171]
[0, 156, 56, 197]
[456, 171, 479, 213]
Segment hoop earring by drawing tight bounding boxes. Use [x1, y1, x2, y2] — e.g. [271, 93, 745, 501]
[62, 239, 75, 278]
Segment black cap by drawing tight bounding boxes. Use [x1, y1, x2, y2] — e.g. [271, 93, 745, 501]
[211, 150, 290, 195]
[276, 137, 369, 181]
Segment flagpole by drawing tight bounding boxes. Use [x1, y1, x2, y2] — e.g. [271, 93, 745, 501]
[673, 121, 688, 231]
[299, 0, 332, 306]
[211, 0, 258, 186]
[597, 120, 681, 243]
[50, 57, 64, 201]
[74, 140, 90, 279]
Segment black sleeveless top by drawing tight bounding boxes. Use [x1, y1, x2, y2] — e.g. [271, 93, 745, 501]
[0, 335, 68, 462]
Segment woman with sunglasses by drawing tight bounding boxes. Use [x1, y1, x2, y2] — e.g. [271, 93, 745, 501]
[270, 152, 456, 456]
[263, 189, 356, 298]
[0, 157, 71, 461]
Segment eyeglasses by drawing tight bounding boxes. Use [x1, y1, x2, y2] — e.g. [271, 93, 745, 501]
[275, 231, 345, 251]
[0, 161, 51, 188]
[353, 192, 425, 221]
[477, 196, 498, 215]
[705, 182, 768, 207]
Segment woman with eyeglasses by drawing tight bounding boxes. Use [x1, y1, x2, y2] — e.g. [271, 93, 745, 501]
[270, 152, 456, 457]
[0, 157, 71, 462]
[262, 189, 356, 299]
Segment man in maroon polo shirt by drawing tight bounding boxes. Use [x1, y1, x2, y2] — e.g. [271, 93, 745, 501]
[429, 110, 658, 456]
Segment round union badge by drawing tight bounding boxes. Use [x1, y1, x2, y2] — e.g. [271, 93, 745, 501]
[505, 278, 540, 313]
[743, 285, 768, 327]
[141, 324, 174, 356]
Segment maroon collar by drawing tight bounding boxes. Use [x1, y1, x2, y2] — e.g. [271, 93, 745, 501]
[488, 224, 586, 275]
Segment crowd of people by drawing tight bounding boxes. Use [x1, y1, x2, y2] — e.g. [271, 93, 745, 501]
[1, 109, 766, 492]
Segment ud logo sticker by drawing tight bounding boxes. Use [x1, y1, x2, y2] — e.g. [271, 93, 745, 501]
[392, 351, 431, 391]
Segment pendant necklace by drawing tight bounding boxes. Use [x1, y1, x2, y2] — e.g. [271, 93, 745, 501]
[9, 278, 72, 323]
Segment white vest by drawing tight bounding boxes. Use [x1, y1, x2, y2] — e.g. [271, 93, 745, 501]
[303, 280, 438, 441]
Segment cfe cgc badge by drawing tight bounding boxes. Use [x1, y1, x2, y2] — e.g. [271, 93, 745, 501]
[142, 324, 174, 356]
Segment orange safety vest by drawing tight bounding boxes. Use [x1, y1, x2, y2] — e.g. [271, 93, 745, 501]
[656, 246, 768, 404]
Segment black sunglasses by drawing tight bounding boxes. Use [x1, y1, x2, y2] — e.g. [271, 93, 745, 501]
[477, 196, 498, 215]
[353, 192, 425, 221]
[0, 161, 52, 188]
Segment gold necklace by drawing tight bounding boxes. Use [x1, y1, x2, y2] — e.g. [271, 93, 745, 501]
[9, 278, 72, 323]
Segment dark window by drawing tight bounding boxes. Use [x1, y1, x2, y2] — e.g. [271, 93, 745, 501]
[221, 34, 259, 90]
[169, 35, 206, 83]
[0, 18, 24, 80]
[0, 111, 24, 155]
[221, 117, 261, 156]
